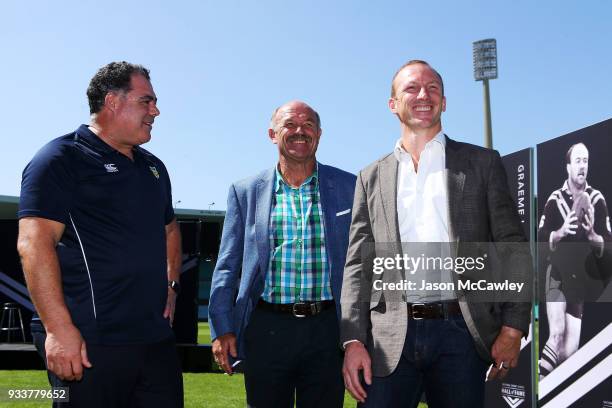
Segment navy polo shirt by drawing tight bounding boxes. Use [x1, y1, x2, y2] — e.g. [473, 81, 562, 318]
[19, 125, 175, 345]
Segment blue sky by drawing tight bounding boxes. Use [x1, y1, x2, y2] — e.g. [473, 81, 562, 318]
[1, 1, 610, 210]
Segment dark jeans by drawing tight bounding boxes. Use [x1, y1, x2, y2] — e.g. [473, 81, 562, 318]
[359, 315, 489, 408]
[243, 305, 344, 408]
[32, 331, 183, 408]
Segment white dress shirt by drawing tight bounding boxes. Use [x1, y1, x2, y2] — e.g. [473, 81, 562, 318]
[395, 131, 450, 243]
[394, 131, 455, 302]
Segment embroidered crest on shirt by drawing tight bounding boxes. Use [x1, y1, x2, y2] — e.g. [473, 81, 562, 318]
[149, 166, 160, 179]
[104, 163, 118, 173]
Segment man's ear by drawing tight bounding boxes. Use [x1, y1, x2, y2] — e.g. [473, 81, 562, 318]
[389, 97, 397, 113]
[268, 128, 278, 144]
[104, 92, 117, 112]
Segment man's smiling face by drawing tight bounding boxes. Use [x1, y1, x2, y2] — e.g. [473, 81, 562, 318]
[389, 63, 446, 132]
[112, 73, 160, 147]
[269, 101, 321, 164]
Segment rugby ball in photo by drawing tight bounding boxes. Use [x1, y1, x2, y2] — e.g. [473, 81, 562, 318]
[572, 191, 591, 225]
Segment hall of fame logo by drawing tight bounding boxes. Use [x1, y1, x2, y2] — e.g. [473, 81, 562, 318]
[501, 383, 526, 408]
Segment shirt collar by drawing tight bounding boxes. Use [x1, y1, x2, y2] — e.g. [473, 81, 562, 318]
[562, 179, 590, 193]
[75, 124, 115, 155]
[274, 163, 319, 192]
[75, 124, 142, 159]
[393, 130, 445, 162]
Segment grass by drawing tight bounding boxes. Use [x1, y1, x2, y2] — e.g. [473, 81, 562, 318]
[0, 323, 428, 407]
[0, 370, 427, 407]
[0, 370, 51, 408]
[197, 321, 212, 345]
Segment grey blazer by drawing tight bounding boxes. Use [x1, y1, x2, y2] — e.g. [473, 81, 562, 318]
[339, 136, 532, 377]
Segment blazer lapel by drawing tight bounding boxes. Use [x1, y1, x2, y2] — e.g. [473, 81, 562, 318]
[255, 169, 274, 275]
[379, 156, 401, 242]
[318, 164, 337, 271]
[445, 136, 466, 241]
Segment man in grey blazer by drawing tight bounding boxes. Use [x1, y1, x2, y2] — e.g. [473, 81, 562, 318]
[209, 100, 356, 407]
[340, 60, 531, 407]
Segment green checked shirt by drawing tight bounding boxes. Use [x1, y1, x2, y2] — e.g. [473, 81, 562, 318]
[261, 166, 332, 304]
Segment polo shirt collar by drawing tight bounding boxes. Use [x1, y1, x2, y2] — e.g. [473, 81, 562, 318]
[75, 124, 143, 159]
[75, 124, 115, 155]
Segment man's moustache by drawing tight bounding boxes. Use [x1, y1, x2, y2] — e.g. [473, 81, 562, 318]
[288, 134, 311, 142]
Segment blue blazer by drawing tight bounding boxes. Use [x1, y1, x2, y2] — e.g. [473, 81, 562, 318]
[209, 163, 356, 360]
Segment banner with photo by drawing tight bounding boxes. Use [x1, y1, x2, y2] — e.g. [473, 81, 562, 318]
[536, 119, 612, 407]
[484, 148, 535, 408]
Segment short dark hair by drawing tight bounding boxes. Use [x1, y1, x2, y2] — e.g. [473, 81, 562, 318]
[390, 60, 444, 98]
[566, 143, 588, 164]
[87, 61, 151, 114]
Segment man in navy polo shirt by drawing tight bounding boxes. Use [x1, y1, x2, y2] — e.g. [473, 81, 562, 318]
[17, 61, 183, 407]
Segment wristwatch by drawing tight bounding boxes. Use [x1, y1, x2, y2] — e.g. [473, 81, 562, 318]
[168, 280, 181, 294]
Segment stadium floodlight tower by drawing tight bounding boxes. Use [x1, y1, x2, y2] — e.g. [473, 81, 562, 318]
[472, 38, 498, 149]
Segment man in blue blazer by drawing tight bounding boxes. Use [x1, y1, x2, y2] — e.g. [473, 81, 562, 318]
[209, 100, 356, 407]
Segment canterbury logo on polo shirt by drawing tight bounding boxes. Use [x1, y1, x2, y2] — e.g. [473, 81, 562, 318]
[104, 163, 118, 173]
[149, 166, 160, 179]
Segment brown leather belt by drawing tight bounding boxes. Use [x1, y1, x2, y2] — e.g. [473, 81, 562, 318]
[407, 301, 462, 320]
[257, 299, 334, 317]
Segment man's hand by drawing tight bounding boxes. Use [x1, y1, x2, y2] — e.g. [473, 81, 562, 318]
[45, 323, 92, 381]
[552, 210, 578, 244]
[342, 341, 372, 403]
[487, 325, 523, 381]
[164, 218, 181, 327]
[163, 288, 178, 327]
[583, 207, 603, 243]
[18, 217, 91, 381]
[212, 333, 237, 374]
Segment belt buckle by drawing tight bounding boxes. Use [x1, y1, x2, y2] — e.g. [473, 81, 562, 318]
[292, 302, 308, 318]
[410, 303, 426, 320]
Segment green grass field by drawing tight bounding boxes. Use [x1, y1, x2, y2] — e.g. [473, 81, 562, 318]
[0, 323, 425, 407]
[197, 321, 212, 345]
[0, 370, 427, 407]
